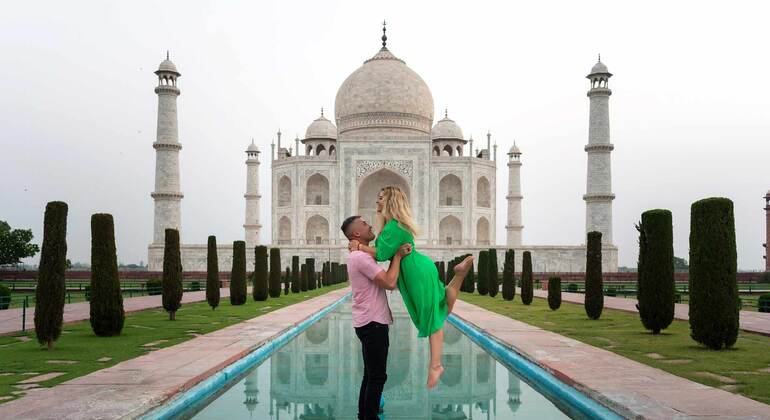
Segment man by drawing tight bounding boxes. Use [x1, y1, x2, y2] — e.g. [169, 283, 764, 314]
[341, 215, 411, 420]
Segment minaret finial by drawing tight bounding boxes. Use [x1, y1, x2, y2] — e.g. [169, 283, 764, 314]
[321, 107, 324, 117]
[445, 107, 448, 118]
[166, 50, 169, 60]
[381, 20, 387, 47]
[598, 53, 601, 62]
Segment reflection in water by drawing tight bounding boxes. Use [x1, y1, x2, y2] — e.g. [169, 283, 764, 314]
[192, 293, 568, 419]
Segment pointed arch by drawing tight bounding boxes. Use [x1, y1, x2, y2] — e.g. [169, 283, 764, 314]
[476, 176, 491, 207]
[306, 173, 329, 205]
[306, 215, 329, 244]
[476, 216, 490, 245]
[357, 168, 410, 235]
[439, 215, 462, 245]
[278, 176, 292, 207]
[443, 144, 454, 156]
[315, 144, 326, 156]
[278, 216, 292, 244]
[439, 174, 462, 206]
[433, 145, 441, 156]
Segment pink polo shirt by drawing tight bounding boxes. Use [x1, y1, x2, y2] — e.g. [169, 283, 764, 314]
[347, 251, 393, 328]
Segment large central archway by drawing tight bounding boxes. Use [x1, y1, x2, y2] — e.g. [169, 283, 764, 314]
[357, 168, 411, 234]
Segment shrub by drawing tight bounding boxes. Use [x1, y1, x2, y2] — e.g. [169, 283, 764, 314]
[268, 248, 281, 298]
[476, 250, 489, 296]
[162, 229, 184, 320]
[447, 258, 457, 288]
[636, 209, 675, 334]
[89, 213, 125, 336]
[301, 264, 307, 291]
[464, 254, 475, 293]
[521, 251, 533, 305]
[190, 281, 201, 291]
[438, 261, 446, 286]
[340, 264, 348, 282]
[230, 241, 247, 305]
[758, 294, 770, 313]
[689, 197, 739, 349]
[584, 231, 604, 320]
[567, 283, 578, 293]
[488, 249, 499, 298]
[605, 287, 617, 297]
[306, 258, 316, 290]
[548, 276, 562, 310]
[253, 246, 268, 301]
[35, 201, 68, 350]
[284, 267, 290, 294]
[206, 236, 220, 310]
[291, 256, 300, 293]
[0, 285, 10, 310]
[502, 249, 515, 301]
[146, 278, 162, 295]
[331, 262, 340, 285]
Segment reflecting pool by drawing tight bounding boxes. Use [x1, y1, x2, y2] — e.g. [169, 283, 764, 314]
[189, 292, 570, 419]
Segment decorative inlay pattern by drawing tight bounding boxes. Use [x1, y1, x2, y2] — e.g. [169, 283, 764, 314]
[355, 160, 413, 181]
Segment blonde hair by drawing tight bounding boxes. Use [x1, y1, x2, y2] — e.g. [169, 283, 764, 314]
[380, 186, 420, 237]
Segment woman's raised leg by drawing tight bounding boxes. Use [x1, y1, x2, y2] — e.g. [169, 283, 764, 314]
[445, 256, 474, 314]
[427, 328, 445, 389]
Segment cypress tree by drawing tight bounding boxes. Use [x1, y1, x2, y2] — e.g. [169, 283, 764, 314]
[521, 251, 533, 305]
[89, 213, 124, 336]
[548, 276, 562, 310]
[341, 264, 348, 282]
[438, 261, 447, 286]
[253, 245, 268, 301]
[331, 262, 340, 285]
[477, 250, 489, 295]
[284, 267, 290, 295]
[230, 241, 247, 305]
[301, 263, 308, 291]
[465, 254, 476, 293]
[206, 236, 220, 310]
[502, 249, 515, 301]
[306, 258, 316, 290]
[585, 231, 604, 320]
[689, 198, 739, 349]
[447, 258, 457, 288]
[488, 249, 499, 297]
[162, 229, 183, 320]
[35, 202, 68, 349]
[291, 256, 300, 293]
[636, 209, 675, 334]
[268, 248, 281, 298]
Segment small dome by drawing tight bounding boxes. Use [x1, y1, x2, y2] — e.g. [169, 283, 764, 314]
[431, 116, 463, 140]
[305, 114, 337, 140]
[590, 61, 609, 74]
[509, 143, 521, 154]
[246, 140, 259, 152]
[157, 58, 180, 75]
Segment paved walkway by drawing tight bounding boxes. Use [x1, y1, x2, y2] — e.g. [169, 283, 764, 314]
[0, 287, 234, 336]
[0, 287, 349, 419]
[453, 298, 770, 419]
[530, 288, 770, 336]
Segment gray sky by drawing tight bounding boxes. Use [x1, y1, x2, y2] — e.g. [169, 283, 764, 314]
[2, 1, 768, 270]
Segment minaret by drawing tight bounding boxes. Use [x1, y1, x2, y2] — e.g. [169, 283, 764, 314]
[295, 135, 300, 156]
[486, 130, 492, 160]
[762, 191, 770, 271]
[506, 142, 524, 246]
[469, 135, 474, 157]
[583, 55, 615, 245]
[277, 129, 282, 153]
[151, 52, 183, 244]
[244, 140, 262, 249]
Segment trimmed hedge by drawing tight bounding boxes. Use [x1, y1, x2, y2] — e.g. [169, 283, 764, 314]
[636, 209, 675, 334]
[206, 236, 220, 310]
[146, 278, 162, 295]
[502, 249, 515, 301]
[758, 294, 770, 313]
[0, 285, 10, 310]
[35, 201, 68, 349]
[689, 197, 739, 349]
[464, 253, 475, 293]
[162, 229, 183, 320]
[548, 276, 562, 310]
[306, 258, 316, 291]
[476, 250, 489, 295]
[230, 241, 247, 305]
[89, 213, 125, 336]
[488, 249, 499, 298]
[253, 246, 268, 301]
[521, 251, 533, 305]
[584, 231, 603, 320]
[268, 248, 281, 298]
[291, 256, 300, 293]
[284, 267, 290, 294]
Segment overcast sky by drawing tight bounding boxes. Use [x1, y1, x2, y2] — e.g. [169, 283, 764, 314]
[2, 1, 768, 270]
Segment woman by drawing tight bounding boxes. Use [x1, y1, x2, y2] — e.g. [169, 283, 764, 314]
[349, 186, 473, 388]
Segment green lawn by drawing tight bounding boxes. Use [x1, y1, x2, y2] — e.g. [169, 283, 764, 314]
[459, 292, 770, 405]
[0, 283, 347, 403]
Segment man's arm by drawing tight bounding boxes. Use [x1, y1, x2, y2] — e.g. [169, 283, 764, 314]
[373, 244, 411, 290]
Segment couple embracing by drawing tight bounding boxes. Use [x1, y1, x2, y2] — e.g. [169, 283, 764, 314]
[341, 186, 474, 420]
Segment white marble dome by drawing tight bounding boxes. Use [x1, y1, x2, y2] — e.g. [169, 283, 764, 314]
[509, 143, 521, 154]
[334, 47, 434, 135]
[431, 116, 463, 140]
[157, 59, 179, 75]
[590, 61, 609, 74]
[305, 114, 337, 140]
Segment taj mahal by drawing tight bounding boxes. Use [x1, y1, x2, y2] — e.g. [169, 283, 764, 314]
[147, 26, 618, 272]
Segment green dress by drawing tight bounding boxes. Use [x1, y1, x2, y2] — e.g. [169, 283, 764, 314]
[375, 219, 448, 337]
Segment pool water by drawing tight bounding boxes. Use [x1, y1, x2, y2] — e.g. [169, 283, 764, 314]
[189, 292, 571, 419]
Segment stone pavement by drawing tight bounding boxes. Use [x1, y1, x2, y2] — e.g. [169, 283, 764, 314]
[0, 287, 350, 419]
[452, 298, 770, 419]
[530, 288, 770, 336]
[0, 287, 235, 336]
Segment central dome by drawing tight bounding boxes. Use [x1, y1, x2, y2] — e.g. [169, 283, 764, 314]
[334, 47, 434, 135]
